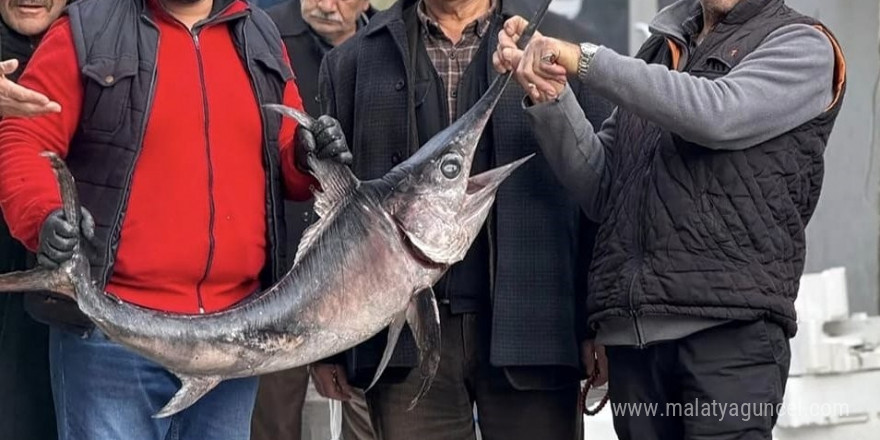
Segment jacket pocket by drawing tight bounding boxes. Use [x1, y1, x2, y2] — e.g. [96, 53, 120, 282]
[80, 56, 138, 137]
[688, 55, 732, 80]
[253, 52, 295, 87]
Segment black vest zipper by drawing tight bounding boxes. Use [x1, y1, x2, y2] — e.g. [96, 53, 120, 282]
[628, 130, 661, 349]
[103, 16, 160, 290]
[240, 21, 281, 284]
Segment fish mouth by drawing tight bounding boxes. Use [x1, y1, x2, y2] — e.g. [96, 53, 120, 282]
[461, 154, 535, 221]
[466, 154, 535, 196]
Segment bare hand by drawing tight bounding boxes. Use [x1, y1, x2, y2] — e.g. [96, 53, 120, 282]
[309, 363, 353, 401]
[492, 16, 531, 74]
[581, 340, 608, 387]
[493, 16, 581, 103]
[0, 59, 61, 118]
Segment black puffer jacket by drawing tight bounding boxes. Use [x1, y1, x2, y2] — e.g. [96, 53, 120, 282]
[586, 0, 846, 338]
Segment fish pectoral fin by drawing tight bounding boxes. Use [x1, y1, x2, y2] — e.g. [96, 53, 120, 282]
[365, 310, 407, 392]
[404, 288, 441, 411]
[153, 375, 222, 418]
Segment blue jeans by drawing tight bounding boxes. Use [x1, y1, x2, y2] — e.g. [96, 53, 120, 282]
[49, 327, 259, 440]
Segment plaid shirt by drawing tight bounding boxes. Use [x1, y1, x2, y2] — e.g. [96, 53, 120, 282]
[417, 0, 496, 122]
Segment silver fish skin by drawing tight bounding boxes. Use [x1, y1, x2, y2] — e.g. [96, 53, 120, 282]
[0, 0, 552, 418]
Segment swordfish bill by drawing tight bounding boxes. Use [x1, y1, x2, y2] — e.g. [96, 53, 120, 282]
[0, 0, 552, 418]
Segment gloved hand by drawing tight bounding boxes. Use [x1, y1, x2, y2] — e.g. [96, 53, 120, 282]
[294, 115, 353, 172]
[37, 207, 95, 269]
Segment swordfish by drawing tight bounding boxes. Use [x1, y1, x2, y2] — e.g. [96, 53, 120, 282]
[0, 0, 552, 418]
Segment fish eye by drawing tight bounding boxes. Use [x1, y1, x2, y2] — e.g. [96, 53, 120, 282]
[440, 154, 462, 179]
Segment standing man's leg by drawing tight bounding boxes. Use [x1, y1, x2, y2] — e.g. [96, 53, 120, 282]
[468, 312, 582, 440]
[342, 388, 378, 440]
[177, 375, 259, 440]
[603, 320, 791, 440]
[365, 308, 477, 440]
[472, 375, 580, 440]
[678, 320, 790, 440]
[49, 327, 174, 440]
[251, 367, 310, 440]
[604, 343, 684, 440]
[50, 326, 260, 440]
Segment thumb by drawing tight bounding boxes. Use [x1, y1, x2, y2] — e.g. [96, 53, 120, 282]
[80, 207, 96, 242]
[296, 125, 316, 152]
[0, 59, 19, 76]
[505, 16, 529, 38]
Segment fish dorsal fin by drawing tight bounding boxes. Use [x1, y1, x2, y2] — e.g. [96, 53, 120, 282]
[261, 103, 360, 265]
[308, 156, 358, 219]
[293, 157, 359, 265]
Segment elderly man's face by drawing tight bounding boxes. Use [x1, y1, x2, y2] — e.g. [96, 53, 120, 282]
[0, 0, 65, 37]
[301, 0, 369, 45]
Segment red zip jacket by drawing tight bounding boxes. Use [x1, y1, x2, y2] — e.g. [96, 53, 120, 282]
[0, 0, 315, 313]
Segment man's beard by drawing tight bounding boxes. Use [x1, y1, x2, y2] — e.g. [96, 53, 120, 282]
[166, 0, 204, 6]
[700, 0, 740, 17]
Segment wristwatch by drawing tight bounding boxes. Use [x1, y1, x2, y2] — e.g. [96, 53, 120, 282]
[576, 42, 599, 82]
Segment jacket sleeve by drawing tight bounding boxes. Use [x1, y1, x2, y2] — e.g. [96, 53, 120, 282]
[580, 24, 836, 150]
[524, 84, 617, 223]
[0, 18, 83, 252]
[571, 82, 612, 342]
[278, 42, 318, 201]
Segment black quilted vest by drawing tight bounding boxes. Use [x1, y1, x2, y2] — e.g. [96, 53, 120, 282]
[25, 0, 293, 332]
[587, 0, 846, 337]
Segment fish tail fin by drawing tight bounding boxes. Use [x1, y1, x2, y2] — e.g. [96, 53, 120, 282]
[41, 151, 83, 231]
[0, 267, 75, 298]
[153, 375, 222, 418]
[0, 152, 84, 299]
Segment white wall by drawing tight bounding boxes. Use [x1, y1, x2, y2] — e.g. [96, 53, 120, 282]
[788, 0, 880, 314]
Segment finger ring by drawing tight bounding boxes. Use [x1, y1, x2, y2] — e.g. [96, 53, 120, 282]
[541, 52, 558, 64]
[528, 83, 536, 89]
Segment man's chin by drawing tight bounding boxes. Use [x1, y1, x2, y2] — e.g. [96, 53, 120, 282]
[7, 15, 55, 36]
[315, 27, 344, 40]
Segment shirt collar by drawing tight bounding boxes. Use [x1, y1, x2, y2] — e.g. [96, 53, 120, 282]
[416, 0, 497, 41]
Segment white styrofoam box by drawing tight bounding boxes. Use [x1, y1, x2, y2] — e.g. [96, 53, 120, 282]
[789, 320, 831, 376]
[775, 369, 880, 440]
[794, 267, 849, 323]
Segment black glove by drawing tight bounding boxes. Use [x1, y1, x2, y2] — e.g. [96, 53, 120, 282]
[37, 207, 95, 269]
[294, 115, 352, 172]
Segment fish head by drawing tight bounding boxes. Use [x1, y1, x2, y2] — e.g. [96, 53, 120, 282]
[383, 75, 533, 266]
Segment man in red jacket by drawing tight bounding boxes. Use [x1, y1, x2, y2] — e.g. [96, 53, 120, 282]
[0, 0, 350, 437]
